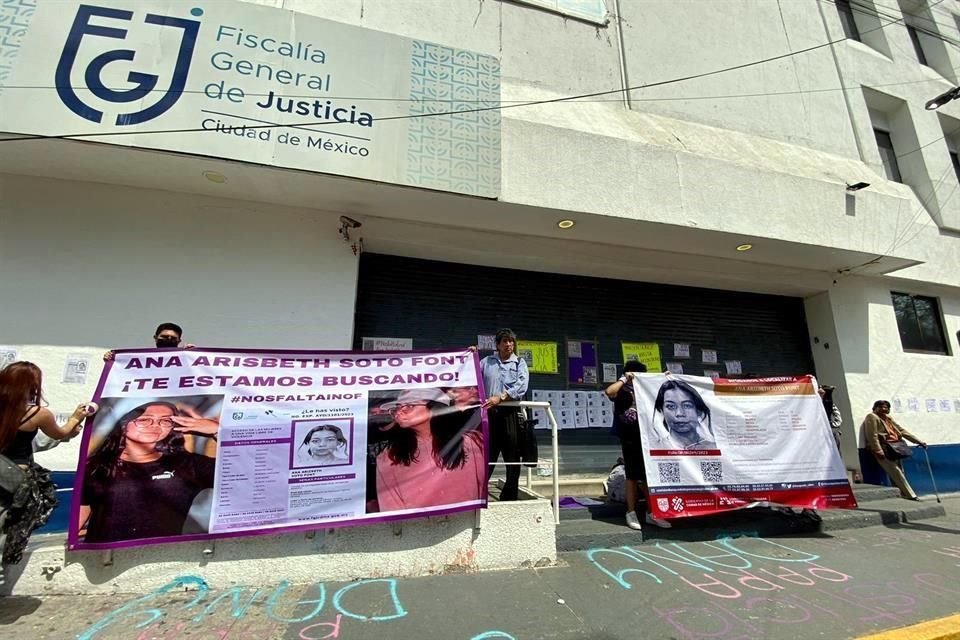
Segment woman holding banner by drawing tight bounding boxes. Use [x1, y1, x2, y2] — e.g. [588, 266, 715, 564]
[78, 400, 219, 543]
[374, 388, 484, 512]
[605, 361, 671, 531]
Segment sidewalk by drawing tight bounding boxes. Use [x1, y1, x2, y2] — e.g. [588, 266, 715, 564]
[3, 495, 960, 640]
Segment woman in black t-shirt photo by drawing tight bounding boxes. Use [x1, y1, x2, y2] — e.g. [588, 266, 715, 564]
[78, 399, 220, 543]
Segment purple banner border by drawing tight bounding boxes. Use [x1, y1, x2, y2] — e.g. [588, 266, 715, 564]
[69, 500, 487, 551]
[68, 347, 489, 551]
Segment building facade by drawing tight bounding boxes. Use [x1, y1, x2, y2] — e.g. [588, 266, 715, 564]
[1, 0, 958, 491]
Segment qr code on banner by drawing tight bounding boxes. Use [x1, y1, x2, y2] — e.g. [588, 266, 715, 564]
[657, 462, 681, 484]
[701, 460, 723, 483]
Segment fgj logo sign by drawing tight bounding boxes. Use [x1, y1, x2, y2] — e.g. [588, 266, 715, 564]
[55, 5, 203, 125]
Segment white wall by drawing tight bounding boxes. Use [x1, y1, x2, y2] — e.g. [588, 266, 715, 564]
[619, 0, 860, 158]
[0, 173, 360, 469]
[804, 292, 860, 467]
[828, 277, 960, 447]
[833, 0, 960, 233]
[264, 0, 622, 98]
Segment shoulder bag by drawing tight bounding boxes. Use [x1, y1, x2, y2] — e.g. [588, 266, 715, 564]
[880, 438, 912, 460]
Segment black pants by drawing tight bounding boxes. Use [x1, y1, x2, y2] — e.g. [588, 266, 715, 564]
[487, 407, 521, 501]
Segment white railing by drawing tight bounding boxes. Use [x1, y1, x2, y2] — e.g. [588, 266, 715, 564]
[494, 400, 561, 524]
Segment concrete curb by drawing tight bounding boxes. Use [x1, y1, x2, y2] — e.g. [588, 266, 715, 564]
[854, 614, 960, 640]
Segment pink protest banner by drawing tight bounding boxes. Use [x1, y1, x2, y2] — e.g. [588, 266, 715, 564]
[69, 348, 486, 550]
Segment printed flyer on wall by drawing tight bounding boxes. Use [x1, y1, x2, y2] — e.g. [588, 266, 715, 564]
[632, 374, 856, 519]
[69, 348, 487, 549]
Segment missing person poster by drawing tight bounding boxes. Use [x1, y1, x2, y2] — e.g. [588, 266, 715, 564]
[632, 374, 856, 519]
[69, 348, 486, 550]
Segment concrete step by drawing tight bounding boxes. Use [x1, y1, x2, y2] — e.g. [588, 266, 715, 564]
[544, 479, 900, 500]
[819, 496, 947, 532]
[851, 484, 902, 502]
[556, 495, 946, 552]
[556, 488, 901, 521]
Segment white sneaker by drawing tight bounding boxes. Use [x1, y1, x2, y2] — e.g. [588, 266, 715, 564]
[645, 513, 672, 529]
[625, 511, 643, 530]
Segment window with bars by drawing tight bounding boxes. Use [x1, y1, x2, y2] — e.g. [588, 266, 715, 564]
[891, 292, 949, 354]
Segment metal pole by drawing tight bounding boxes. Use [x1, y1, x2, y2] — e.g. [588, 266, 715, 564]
[546, 406, 561, 525]
[501, 400, 561, 524]
[922, 447, 941, 503]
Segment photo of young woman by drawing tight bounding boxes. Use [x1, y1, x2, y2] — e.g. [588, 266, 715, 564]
[77, 396, 221, 543]
[369, 387, 484, 512]
[293, 423, 350, 468]
[650, 379, 719, 452]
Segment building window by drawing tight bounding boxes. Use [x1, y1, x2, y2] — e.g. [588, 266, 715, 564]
[891, 292, 949, 354]
[836, 0, 861, 40]
[951, 151, 960, 183]
[874, 129, 903, 182]
[906, 25, 928, 65]
[506, 0, 607, 24]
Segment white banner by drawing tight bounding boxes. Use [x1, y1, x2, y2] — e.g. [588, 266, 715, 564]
[632, 374, 856, 519]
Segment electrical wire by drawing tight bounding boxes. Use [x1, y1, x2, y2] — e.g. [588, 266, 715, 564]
[856, 0, 960, 36]
[838, 163, 957, 276]
[0, 0, 945, 144]
[0, 72, 953, 103]
[822, 0, 960, 49]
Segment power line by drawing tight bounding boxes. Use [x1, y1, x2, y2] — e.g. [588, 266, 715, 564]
[838, 163, 957, 276]
[0, 72, 953, 104]
[835, 128, 960, 277]
[0, 0, 944, 145]
[822, 0, 960, 49]
[860, 0, 960, 31]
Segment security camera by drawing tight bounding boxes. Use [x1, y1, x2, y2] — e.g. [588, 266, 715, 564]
[338, 215, 361, 242]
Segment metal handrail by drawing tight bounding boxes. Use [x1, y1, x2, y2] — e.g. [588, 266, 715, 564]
[497, 400, 561, 524]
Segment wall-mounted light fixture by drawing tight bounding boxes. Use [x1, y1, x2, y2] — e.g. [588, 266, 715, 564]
[925, 87, 960, 110]
[846, 182, 870, 192]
